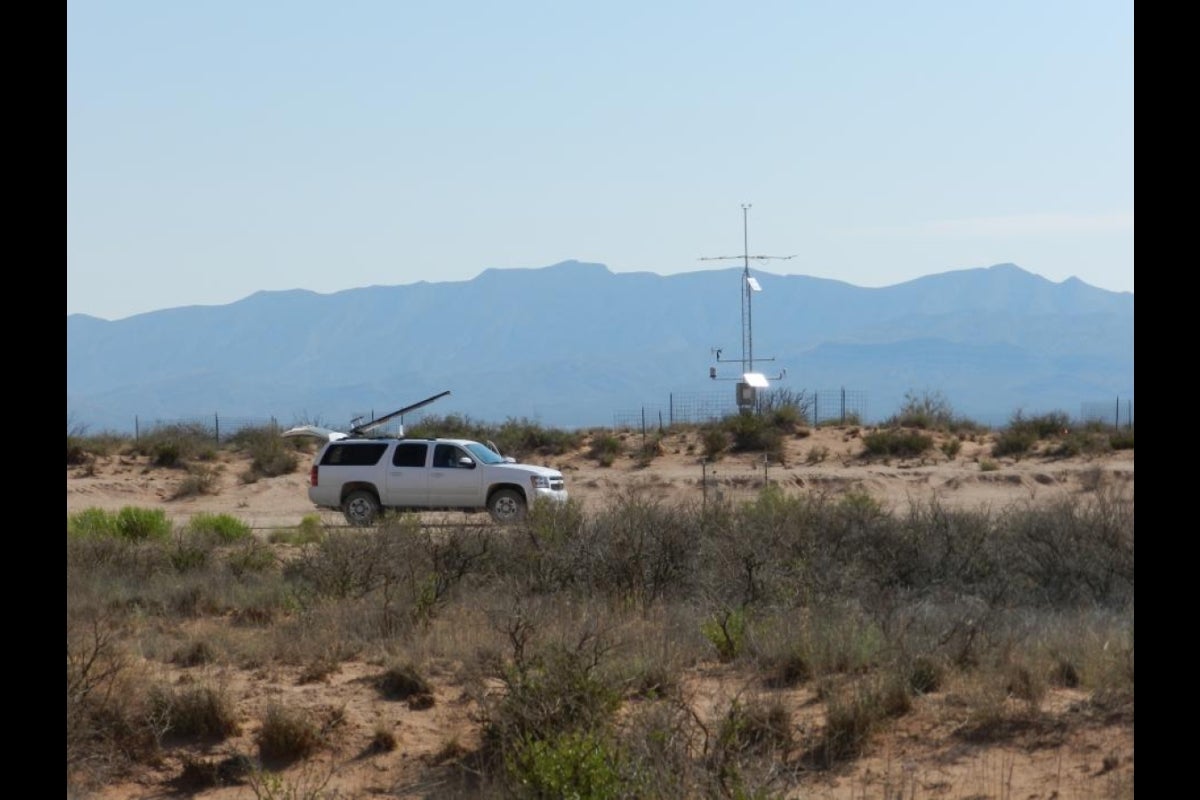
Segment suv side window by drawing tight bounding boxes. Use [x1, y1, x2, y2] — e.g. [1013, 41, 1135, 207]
[320, 442, 389, 466]
[392, 442, 429, 467]
[434, 444, 465, 468]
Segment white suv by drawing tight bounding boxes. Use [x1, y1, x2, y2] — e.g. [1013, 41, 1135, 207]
[296, 436, 568, 525]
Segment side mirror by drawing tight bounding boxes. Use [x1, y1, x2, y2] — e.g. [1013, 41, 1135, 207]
[503, 456, 516, 463]
[458, 456, 476, 468]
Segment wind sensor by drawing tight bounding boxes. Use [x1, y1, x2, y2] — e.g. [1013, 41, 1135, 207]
[702, 204, 791, 411]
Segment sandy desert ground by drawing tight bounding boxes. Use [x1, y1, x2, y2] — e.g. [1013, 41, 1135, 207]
[66, 424, 1134, 799]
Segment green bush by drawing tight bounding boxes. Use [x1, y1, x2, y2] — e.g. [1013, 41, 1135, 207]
[991, 428, 1037, 458]
[68, 507, 119, 538]
[862, 428, 933, 457]
[227, 540, 278, 576]
[115, 506, 173, 541]
[724, 413, 783, 457]
[506, 730, 625, 800]
[701, 425, 729, 459]
[1110, 428, 1134, 450]
[702, 608, 747, 662]
[587, 433, 623, 467]
[187, 513, 252, 543]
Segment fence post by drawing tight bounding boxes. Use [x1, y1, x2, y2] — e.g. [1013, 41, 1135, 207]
[841, 387, 846, 425]
[1127, 399, 1132, 430]
[814, 394, 819, 426]
[214, 413, 220, 445]
[641, 407, 646, 449]
[669, 393, 674, 427]
[1114, 396, 1120, 430]
[134, 415, 139, 445]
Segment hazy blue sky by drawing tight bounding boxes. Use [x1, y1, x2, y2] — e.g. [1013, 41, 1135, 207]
[68, 1, 1133, 321]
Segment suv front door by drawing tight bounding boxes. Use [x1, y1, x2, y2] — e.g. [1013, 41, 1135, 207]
[429, 443, 483, 507]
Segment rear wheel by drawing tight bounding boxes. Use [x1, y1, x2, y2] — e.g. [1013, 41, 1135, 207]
[343, 490, 382, 527]
[488, 489, 526, 524]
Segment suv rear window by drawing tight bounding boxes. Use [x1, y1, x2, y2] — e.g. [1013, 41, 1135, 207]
[392, 442, 429, 467]
[320, 442, 389, 466]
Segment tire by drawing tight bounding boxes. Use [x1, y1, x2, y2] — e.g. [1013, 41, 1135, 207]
[488, 488, 527, 524]
[342, 490, 382, 527]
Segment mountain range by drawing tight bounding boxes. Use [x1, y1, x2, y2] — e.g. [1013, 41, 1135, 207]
[66, 261, 1134, 432]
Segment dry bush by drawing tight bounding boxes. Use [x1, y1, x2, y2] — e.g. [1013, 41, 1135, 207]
[148, 682, 241, 740]
[171, 464, 219, 498]
[256, 701, 323, 765]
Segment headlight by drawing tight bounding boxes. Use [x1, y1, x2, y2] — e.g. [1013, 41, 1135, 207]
[530, 475, 551, 490]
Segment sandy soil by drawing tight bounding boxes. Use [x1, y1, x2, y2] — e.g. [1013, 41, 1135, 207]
[67, 425, 1134, 799]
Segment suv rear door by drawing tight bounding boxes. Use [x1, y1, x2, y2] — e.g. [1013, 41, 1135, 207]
[384, 441, 432, 508]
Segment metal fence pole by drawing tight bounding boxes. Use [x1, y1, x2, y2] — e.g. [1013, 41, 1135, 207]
[214, 413, 220, 445]
[135, 415, 139, 445]
[841, 387, 846, 425]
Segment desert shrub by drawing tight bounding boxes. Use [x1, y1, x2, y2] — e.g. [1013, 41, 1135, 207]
[991, 427, 1036, 458]
[887, 389, 986, 434]
[1109, 428, 1134, 450]
[714, 697, 793, 758]
[889, 389, 956, 429]
[992, 410, 1069, 458]
[701, 424, 729, 459]
[493, 417, 585, 458]
[257, 701, 322, 764]
[581, 495, 697, 608]
[805, 445, 829, 465]
[368, 725, 398, 754]
[724, 413, 784, 457]
[1022, 411, 1072, 439]
[861, 428, 933, 457]
[755, 386, 812, 425]
[136, 422, 213, 466]
[115, 506, 172, 542]
[702, 608, 747, 662]
[187, 512, 252, 543]
[979, 458, 999, 471]
[635, 435, 665, 466]
[149, 683, 241, 740]
[808, 680, 888, 767]
[227, 540, 278, 576]
[479, 632, 622, 779]
[505, 729, 626, 800]
[239, 424, 301, 479]
[171, 464, 220, 498]
[1049, 430, 1113, 458]
[269, 514, 325, 545]
[587, 432, 623, 466]
[941, 437, 962, 459]
[906, 655, 945, 695]
[68, 507, 119, 538]
[375, 662, 433, 703]
[170, 531, 214, 573]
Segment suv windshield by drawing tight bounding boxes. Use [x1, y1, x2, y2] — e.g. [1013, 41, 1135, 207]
[464, 441, 506, 465]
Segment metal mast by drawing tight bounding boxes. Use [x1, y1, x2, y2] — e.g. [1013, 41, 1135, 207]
[701, 204, 794, 408]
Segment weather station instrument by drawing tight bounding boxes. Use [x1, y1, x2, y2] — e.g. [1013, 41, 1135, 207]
[701, 204, 792, 412]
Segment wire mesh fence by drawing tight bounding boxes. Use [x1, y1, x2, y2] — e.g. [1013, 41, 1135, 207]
[1079, 398, 1134, 429]
[130, 414, 284, 444]
[613, 388, 868, 430]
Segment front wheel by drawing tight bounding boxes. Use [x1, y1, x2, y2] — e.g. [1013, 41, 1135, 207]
[342, 490, 382, 527]
[488, 489, 527, 524]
